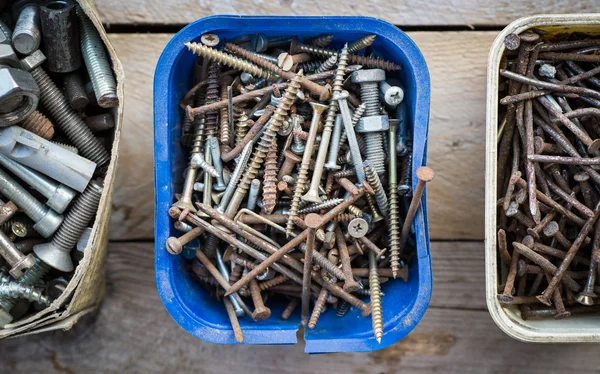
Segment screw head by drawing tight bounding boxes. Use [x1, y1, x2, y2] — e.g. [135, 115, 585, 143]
[200, 33, 220, 47]
[33, 242, 74, 272]
[348, 218, 369, 238]
[166, 237, 182, 255]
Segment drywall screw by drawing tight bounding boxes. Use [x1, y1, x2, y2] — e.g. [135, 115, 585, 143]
[380, 81, 404, 109]
[303, 34, 334, 47]
[353, 68, 388, 175]
[335, 226, 360, 292]
[399, 167, 434, 255]
[262, 142, 278, 214]
[302, 213, 323, 326]
[304, 44, 349, 203]
[287, 101, 328, 236]
[33, 181, 103, 272]
[249, 279, 271, 320]
[348, 218, 369, 238]
[247, 179, 261, 210]
[215, 248, 245, 317]
[225, 71, 303, 218]
[0, 230, 35, 279]
[207, 137, 227, 191]
[75, 6, 118, 108]
[335, 91, 366, 182]
[364, 160, 389, 216]
[63, 72, 89, 112]
[0, 168, 62, 238]
[186, 42, 276, 80]
[19, 110, 55, 140]
[347, 34, 376, 54]
[282, 297, 299, 320]
[289, 37, 401, 71]
[347, 204, 364, 218]
[388, 120, 401, 277]
[0, 153, 76, 214]
[12, 4, 41, 55]
[369, 248, 383, 343]
[28, 53, 110, 167]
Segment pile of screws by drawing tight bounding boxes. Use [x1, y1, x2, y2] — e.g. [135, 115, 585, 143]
[167, 31, 434, 343]
[497, 30, 600, 319]
[0, 1, 117, 326]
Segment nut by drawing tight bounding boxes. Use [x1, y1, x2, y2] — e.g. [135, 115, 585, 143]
[356, 115, 389, 133]
[0, 44, 21, 68]
[0, 67, 39, 126]
[20, 49, 45, 72]
[351, 68, 385, 83]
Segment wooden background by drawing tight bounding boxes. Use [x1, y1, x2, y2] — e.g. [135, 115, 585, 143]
[6, 2, 600, 373]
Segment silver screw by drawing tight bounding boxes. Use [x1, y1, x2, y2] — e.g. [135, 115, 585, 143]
[324, 114, 344, 170]
[0, 153, 76, 214]
[334, 91, 365, 182]
[379, 81, 404, 109]
[207, 137, 226, 191]
[0, 168, 62, 238]
[34, 181, 103, 272]
[348, 217, 369, 238]
[75, 6, 118, 108]
[26, 51, 110, 167]
[12, 5, 41, 55]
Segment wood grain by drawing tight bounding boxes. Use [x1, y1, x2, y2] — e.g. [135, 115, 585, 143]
[1, 241, 599, 373]
[94, 0, 600, 27]
[107, 32, 493, 240]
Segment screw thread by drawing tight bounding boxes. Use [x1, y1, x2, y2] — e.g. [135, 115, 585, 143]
[389, 181, 401, 277]
[298, 198, 343, 214]
[191, 153, 219, 178]
[0, 260, 50, 313]
[399, 143, 413, 196]
[365, 193, 381, 219]
[31, 67, 110, 166]
[224, 43, 283, 76]
[333, 213, 356, 222]
[292, 127, 309, 141]
[297, 59, 323, 73]
[186, 42, 275, 80]
[369, 251, 383, 343]
[235, 72, 302, 204]
[333, 169, 356, 179]
[190, 117, 205, 154]
[229, 263, 243, 284]
[197, 275, 219, 287]
[52, 181, 103, 253]
[286, 160, 309, 236]
[311, 250, 346, 280]
[219, 84, 230, 145]
[0, 169, 46, 222]
[365, 133, 386, 175]
[347, 35, 376, 54]
[203, 234, 220, 259]
[63, 72, 89, 112]
[0, 281, 50, 305]
[13, 6, 41, 54]
[262, 143, 279, 214]
[362, 82, 380, 116]
[282, 175, 296, 185]
[308, 287, 329, 329]
[204, 62, 220, 138]
[304, 34, 334, 47]
[347, 205, 363, 217]
[52, 141, 79, 155]
[364, 161, 389, 216]
[340, 104, 366, 147]
[258, 274, 288, 291]
[234, 113, 249, 147]
[325, 172, 335, 194]
[336, 300, 350, 317]
[76, 7, 118, 107]
[315, 55, 338, 74]
[296, 42, 400, 70]
[20, 111, 55, 140]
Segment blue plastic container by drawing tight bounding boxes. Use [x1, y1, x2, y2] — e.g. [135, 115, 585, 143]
[154, 15, 432, 353]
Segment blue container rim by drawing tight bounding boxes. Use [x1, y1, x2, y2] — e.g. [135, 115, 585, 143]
[154, 14, 432, 353]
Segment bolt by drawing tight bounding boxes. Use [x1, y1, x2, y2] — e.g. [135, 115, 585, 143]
[0, 153, 76, 214]
[33, 181, 103, 272]
[335, 90, 366, 182]
[399, 167, 434, 255]
[287, 101, 328, 235]
[63, 72, 89, 112]
[0, 168, 62, 238]
[12, 4, 41, 55]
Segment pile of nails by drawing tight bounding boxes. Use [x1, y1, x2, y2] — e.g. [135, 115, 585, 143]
[497, 30, 600, 319]
[167, 31, 434, 344]
[0, 1, 117, 327]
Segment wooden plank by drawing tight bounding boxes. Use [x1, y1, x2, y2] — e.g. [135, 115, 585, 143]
[94, 0, 600, 27]
[107, 32, 493, 240]
[2, 242, 599, 373]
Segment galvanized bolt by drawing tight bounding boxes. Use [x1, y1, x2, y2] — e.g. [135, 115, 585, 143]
[12, 4, 41, 56]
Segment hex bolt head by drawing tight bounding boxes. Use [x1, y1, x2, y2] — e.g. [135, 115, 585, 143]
[351, 68, 385, 84]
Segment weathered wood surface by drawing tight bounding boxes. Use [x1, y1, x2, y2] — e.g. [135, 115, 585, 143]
[94, 0, 600, 26]
[108, 31, 493, 240]
[1, 241, 598, 373]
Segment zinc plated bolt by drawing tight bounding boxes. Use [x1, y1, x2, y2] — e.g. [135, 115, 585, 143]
[0, 167, 62, 238]
[75, 6, 118, 108]
[335, 90, 365, 182]
[25, 50, 110, 167]
[0, 153, 76, 214]
[12, 4, 41, 55]
[208, 137, 227, 191]
[33, 181, 103, 272]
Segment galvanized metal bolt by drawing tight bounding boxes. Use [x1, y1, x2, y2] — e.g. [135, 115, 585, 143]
[12, 4, 41, 55]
